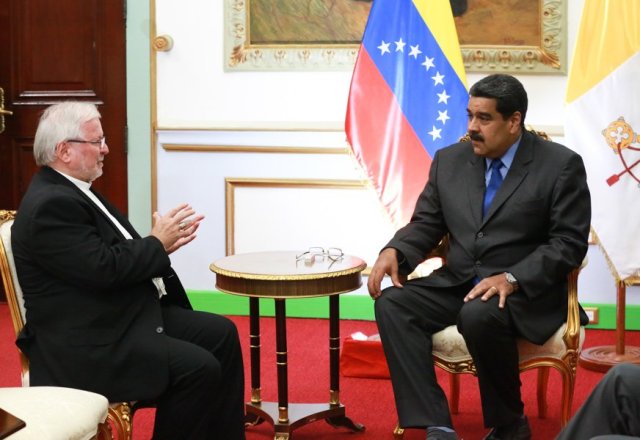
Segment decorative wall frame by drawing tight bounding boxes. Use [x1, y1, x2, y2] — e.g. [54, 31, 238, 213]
[224, 0, 567, 73]
[224, 177, 394, 271]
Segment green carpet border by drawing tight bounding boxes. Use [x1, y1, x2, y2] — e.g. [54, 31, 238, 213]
[187, 290, 640, 330]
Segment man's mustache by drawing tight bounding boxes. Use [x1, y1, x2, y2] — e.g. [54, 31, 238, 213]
[469, 132, 484, 142]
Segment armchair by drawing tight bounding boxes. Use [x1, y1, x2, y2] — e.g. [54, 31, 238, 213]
[393, 235, 587, 439]
[0, 210, 135, 440]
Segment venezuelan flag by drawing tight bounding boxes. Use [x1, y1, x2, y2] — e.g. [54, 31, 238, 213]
[345, 0, 468, 228]
[565, 0, 640, 281]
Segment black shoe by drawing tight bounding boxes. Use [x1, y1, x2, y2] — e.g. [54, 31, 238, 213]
[427, 428, 460, 440]
[483, 416, 531, 440]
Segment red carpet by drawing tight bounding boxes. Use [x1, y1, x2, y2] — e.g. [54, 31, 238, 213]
[1, 303, 638, 440]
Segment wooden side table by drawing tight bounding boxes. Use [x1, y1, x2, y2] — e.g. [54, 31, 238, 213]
[210, 251, 367, 440]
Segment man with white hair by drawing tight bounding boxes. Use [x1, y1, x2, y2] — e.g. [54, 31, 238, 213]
[12, 101, 246, 439]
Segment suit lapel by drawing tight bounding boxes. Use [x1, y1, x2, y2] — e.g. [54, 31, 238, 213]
[482, 131, 534, 223]
[40, 167, 137, 240]
[464, 152, 486, 228]
[90, 189, 142, 239]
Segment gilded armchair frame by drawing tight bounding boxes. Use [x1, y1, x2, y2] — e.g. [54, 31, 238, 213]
[0, 210, 134, 440]
[393, 234, 586, 438]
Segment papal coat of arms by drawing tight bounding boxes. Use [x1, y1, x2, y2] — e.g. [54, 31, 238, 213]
[602, 117, 640, 186]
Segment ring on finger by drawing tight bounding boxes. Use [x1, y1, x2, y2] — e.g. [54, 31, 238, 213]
[179, 221, 187, 230]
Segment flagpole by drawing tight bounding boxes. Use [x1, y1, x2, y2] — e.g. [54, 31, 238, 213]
[579, 277, 640, 372]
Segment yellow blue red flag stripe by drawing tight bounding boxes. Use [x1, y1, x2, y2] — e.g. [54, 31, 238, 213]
[346, 0, 468, 227]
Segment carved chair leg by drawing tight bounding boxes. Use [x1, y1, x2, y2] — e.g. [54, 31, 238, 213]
[95, 421, 114, 440]
[536, 367, 550, 419]
[108, 402, 133, 440]
[560, 367, 576, 427]
[449, 373, 460, 414]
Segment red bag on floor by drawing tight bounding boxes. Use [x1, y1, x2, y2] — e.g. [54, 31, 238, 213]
[340, 335, 390, 379]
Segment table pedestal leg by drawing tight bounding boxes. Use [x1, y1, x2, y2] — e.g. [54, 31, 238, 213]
[275, 299, 289, 424]
[245, 295, 365, 439]
[325, 294, 365, 432]
[245, 297, 264, 427]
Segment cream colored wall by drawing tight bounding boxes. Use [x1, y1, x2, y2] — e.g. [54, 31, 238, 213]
[143, 0, 638, 303]
[154, 0, 584, 130]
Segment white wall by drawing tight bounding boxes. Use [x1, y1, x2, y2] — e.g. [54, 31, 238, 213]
[153, 0, 638, 303]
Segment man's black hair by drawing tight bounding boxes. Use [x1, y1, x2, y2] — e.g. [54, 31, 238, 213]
[469, 74, 528, 127]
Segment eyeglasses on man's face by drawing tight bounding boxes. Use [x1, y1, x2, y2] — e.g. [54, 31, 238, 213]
[66, 136, 106, 149]
[296, 247, 344, 262]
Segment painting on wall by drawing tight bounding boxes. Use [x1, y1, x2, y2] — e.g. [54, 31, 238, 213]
[224, 0, 567, 73]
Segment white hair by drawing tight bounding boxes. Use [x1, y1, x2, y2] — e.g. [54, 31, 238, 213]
[33, 101, 101, 166]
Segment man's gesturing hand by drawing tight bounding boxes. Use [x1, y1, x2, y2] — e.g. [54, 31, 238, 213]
[151, 203, 205, 254]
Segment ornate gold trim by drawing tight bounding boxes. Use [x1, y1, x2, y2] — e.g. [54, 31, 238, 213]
[107, 402, 132, 440]
[461, 0, 566, 73]
[224, 178, 368, 256]
[150, 0, 159, 216]
[162, 144, 348, 154]
[0, 88, 13, 134]
[211, 262, 366, 282]
[329, 389, 339, 406]
[278, 406, 289, 423]
[224, 0, 567, 73]
[157, 122, 345, 131]
[153, 35, 174, 52]
[0, 211, 28, 378]
[215, 286, 361, 300]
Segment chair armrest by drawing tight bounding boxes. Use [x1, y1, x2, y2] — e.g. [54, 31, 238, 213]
[563, 257, 588, 350]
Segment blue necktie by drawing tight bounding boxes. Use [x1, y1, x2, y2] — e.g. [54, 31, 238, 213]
[483, 159, 504, 218]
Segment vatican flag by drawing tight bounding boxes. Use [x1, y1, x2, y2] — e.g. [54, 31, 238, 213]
[565, 0, 640, 282]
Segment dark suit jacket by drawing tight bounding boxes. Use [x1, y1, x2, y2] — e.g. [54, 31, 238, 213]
[12, 166, 192, 402]
[387, 130, 591, 344]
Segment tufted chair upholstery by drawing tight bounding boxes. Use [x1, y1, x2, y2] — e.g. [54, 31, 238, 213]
[0, 210, 135, 440]
[0, 386, 109, 440]
[393, 234, 587, 439]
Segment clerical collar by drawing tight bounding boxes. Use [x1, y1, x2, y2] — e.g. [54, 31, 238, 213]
[52, 168, 92, 191]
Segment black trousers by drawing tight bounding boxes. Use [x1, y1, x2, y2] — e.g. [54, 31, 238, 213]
[375, 281, 523, 430]
[152, 305, 245, 440]
[556, 363, 640, 440]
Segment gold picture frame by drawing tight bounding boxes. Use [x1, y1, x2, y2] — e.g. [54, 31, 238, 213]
[224, 0, 567, 73]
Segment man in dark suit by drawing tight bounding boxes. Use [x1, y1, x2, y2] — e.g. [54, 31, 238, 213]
[368, 74, 591, 440]
[556, 363, 640, 440]
[12, 101, 245, 439]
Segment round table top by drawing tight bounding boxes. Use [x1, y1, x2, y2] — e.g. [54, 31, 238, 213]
[210, 251, 367, 298]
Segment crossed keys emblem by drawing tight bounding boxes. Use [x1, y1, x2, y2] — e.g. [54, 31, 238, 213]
[603, 117, 640, 186]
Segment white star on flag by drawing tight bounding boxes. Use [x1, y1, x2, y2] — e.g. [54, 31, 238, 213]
[422, 56, 435, 71]
[345, 0, 469, 228]
[409, 44, 422, 59]
[437, 90, 450, 104]
[378, 41, 391, 55]
[437, 110, 450, 124]
[428, 125, 442, 140]
[373, 37, 455, 146]
[436, 90, 451, 104]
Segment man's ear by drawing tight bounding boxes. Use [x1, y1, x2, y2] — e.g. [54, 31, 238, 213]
[55, 141, 71, 163]
[509, 111, 522, 133]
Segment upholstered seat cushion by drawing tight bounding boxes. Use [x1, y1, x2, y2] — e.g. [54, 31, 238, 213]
[0, 386, 108, 440]
[432, 324, 586, 364]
